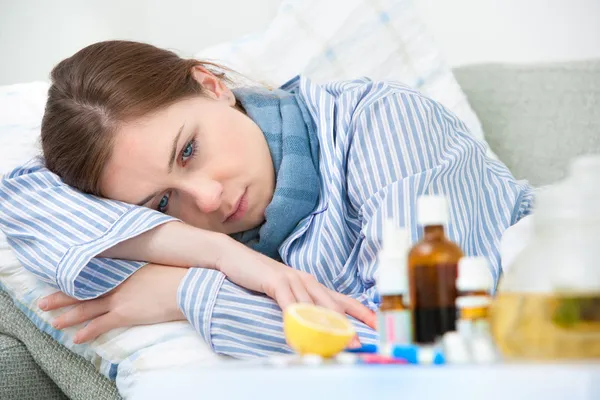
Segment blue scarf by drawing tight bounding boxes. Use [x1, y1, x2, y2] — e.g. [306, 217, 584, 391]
[231, 86, 320, 260]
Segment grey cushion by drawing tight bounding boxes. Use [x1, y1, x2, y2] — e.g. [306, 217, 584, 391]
[454, 60, 600, 186]
[0, 334, 67, 400]
[0, 290, 120, 400]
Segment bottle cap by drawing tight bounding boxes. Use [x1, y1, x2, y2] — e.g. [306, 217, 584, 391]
[376, 219, 409, 295]
[417, 195, 449, 226]
[457, 257, 494, 292]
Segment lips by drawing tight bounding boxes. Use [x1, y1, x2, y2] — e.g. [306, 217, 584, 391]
[224, 189, 248, 223]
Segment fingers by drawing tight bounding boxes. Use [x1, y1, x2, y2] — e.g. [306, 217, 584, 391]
[289, 277, 313, 304]
[52, 297, 110, 330]
[334, 293, 377, 329]
[273, 284, 296, 312]
[305, 282, 344, 315]
[73, 312, 122, 344]
[39, 291, 81, 311]
[271, 271, 376, 330]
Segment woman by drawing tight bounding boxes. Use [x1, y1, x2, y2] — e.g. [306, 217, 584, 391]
[0, 41, 533, 358]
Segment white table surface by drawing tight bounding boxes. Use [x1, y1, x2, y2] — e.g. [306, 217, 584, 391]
[129, 360, 600, 400]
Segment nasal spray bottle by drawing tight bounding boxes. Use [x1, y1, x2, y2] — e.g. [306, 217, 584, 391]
[376, 220, 412, 348]
[373, 220, 445, 365]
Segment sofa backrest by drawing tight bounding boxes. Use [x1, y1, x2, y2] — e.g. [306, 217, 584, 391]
[454, 60, 600, 186]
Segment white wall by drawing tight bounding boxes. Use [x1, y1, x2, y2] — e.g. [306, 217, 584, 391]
[0, 0, 281, 85]
[1, 0, 599, 85]
[416, 0, 600, 66]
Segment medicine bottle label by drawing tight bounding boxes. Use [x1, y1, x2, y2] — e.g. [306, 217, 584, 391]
[377, 310, 412, 345]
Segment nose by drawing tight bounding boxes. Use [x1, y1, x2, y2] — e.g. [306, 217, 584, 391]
[181, 177, 223, 214]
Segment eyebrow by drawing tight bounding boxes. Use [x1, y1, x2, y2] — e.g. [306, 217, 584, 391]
[168, 123, 186, 173]
[135, 123, 185, 207]
[136, 191, 159, 207]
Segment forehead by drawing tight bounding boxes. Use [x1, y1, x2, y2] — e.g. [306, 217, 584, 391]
[100, 98, 196, 202]
[116, 106, 181, 168]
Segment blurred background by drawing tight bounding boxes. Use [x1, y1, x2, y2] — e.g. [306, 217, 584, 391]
[1, 0, 599, 85]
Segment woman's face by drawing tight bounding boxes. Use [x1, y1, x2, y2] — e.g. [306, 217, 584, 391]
[100, 67, 275, 234]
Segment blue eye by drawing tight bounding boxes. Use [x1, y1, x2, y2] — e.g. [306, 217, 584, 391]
[181, 140, 196, 163]
[157, 193, 170, 213]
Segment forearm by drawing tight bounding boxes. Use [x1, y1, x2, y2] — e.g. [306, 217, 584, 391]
[99, 221, 226, 269]
[178, 269, 378, 358]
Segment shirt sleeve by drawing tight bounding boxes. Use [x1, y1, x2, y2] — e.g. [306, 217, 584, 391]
[346, 89, 535, 285]
[177, 267, 377, 358]
[0, 157, 177, 299]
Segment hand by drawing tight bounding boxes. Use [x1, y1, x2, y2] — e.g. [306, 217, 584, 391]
[39, 264, 188, 344]
[215, 236, 376, 329]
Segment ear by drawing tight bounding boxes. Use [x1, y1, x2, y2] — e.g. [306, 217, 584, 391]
[191, 65, 236, 107]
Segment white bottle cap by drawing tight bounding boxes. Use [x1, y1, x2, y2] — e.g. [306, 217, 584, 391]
[376, 219, 409, 296]
[457, 256, 494, 292]
[417, 195, 449, 226]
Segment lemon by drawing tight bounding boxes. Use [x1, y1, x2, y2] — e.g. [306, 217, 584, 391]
[283, 303, 356, 357]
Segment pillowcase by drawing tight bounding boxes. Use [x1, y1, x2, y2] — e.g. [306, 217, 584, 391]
[196, 0, 492, 155]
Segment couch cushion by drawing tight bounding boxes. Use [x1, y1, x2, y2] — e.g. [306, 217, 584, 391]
[0, 334, 66, 400]
[454, 60, 600, 186]
[0, 290, 120, 400]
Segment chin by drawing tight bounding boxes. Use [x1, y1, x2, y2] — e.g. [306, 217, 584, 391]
[245, 210, 266, 230]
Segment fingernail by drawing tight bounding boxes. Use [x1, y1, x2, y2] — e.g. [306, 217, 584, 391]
[51, 319, 61, 329]
[38, 299, 48, 310]
[73, 335, 81, 344]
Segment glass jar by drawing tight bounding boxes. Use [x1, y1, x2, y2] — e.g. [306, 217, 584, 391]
[491, 155, 600, 360]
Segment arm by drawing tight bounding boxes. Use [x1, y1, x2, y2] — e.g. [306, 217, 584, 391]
[43, 263, 376, 356]
[1, 159, 227, 273]
[1, 159, 340, 306]
[42, 226, 377, 354]
[0, 159, 281, 302]
[0, 158, 179, 299]
[0, 158, 307, 300]
[98, 220, 222, 268]
[178, 268, 377, 358]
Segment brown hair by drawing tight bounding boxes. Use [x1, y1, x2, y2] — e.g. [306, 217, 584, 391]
[41, 40, 234, 196]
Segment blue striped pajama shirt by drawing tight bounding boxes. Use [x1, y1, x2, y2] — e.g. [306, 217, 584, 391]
[0, 76, 534, 358]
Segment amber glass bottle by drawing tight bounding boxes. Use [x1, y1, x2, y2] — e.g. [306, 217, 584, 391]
[456, 256, 494, 338]
[409, 195, 463, 344]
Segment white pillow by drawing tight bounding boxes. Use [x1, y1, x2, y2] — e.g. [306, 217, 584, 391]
[196, 0, 490, 152]
[0, 82, 49, 250]
[0, 81, 48, 174]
